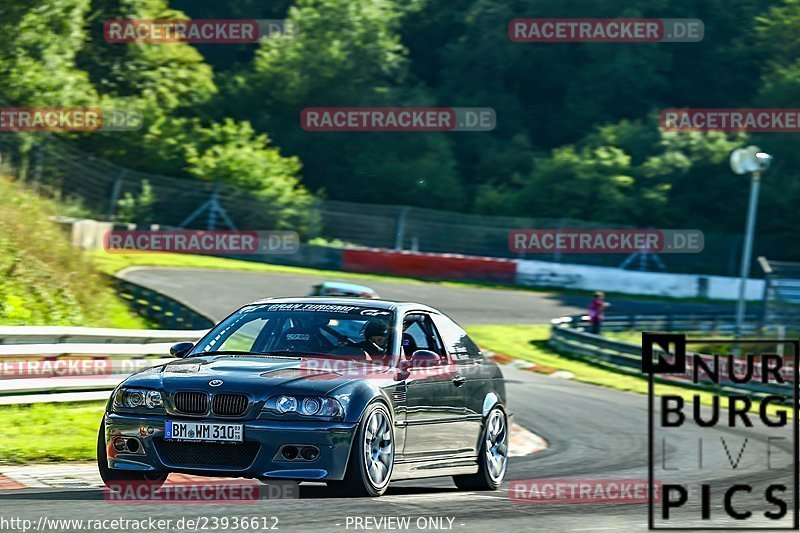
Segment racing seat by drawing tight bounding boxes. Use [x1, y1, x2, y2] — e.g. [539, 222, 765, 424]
[272, 326, 327, 353]
[401, 333, 418, 360]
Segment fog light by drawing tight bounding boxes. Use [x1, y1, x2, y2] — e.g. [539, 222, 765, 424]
[113, 437, 126, 452]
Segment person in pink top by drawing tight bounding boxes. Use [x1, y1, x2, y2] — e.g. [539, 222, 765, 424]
[588, 291, 609, 334]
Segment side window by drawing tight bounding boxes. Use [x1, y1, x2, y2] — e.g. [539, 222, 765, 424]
[431, 314, 481, 361]
[403, 321, 429, 349]
[402, 313, 446, 358]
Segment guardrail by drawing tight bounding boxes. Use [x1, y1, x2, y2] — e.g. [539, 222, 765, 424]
[113, 277, 214, 330]
[0, 274, 211, 403]
[549, 313, 791, 399]
[551, 313, 763, 334]
[0, 327, 208, 403]
[0, 326, 208, 345]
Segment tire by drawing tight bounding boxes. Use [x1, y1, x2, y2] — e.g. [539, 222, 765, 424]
[330, 403, 394, 497]
[454, 407, 508, 491]
[97, 421, 167, 491]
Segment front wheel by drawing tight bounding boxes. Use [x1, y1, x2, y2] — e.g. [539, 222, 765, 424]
[97, 422, 167, 491]
[330, 403, 394, 497]
[454, 407, 508, 491]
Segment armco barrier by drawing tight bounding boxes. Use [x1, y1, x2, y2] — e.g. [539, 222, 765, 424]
[0, 326, 207, 345]
[113, 276, 214, 330]
[0, 328, 206, 401]
[342, 248, 516, 283]
[549, 313, 790, 398]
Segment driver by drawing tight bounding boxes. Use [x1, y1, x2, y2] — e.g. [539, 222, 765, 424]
[359, 318, 390, 357]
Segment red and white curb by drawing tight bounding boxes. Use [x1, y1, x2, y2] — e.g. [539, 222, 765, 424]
[0, 425, 547, 491]
[487, 349, 575, 380]
[509, 423, 548, 457]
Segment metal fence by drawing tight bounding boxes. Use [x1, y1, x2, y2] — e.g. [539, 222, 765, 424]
[760, 257, 800, 327]
[0, 132, 794, 275]
[549, 313, 792, 399]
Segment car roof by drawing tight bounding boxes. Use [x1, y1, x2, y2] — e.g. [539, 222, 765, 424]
[247, 296, 437, 313]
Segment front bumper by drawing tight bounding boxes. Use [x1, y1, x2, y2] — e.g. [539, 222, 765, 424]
[104, 413, 358, 481]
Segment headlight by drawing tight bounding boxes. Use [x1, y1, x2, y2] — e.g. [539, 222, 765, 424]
[113, 388, 163, 411]
[145, 390, 163, 409]
[302, 397, 322, 415]
[276, 395, 298, 413]
[268, 395, 343, 417]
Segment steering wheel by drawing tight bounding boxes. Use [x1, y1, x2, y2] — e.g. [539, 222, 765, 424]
[321, 325, 362, 348]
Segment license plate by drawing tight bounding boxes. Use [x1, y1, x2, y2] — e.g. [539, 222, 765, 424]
[165, 421, 243, 443]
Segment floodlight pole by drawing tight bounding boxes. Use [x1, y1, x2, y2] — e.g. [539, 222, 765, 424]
[733, 170, 761, 352]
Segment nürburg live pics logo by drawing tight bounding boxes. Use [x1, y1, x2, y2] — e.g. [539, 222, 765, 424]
[644, 332, 799, 530]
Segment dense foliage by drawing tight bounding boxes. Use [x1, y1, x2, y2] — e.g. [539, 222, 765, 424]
[1, 0, 798, 250]
[0, 177, 148, 327]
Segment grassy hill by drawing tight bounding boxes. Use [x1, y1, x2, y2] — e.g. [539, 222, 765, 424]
[0, 178, 147, 328]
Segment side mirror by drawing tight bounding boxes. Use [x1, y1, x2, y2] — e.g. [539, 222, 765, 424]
[170, 341, 194, 358]
[410, 349, 440, 368]
[394, 350, 441, 381]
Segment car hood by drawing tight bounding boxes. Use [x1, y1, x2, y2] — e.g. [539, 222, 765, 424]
[122, 355, 396, 397]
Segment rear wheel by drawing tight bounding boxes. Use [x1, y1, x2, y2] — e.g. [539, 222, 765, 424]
[330, 403, 394, 497]
[97, 422, 167, 491]
[454, 407, 508, 491]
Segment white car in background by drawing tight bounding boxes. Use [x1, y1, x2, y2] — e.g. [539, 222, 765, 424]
[308, 281, 379, 299]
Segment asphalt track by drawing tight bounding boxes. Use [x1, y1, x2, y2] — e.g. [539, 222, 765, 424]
[1, 268, 788, 532]
[117, 266, 730, 324]
[1, 366, 792, 531]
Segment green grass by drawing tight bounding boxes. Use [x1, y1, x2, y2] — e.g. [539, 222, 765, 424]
[0, 401, 105, 464]
[90, 249, 423, 283]
[0, 179, 150, 328]
[469, 324, 665, 394]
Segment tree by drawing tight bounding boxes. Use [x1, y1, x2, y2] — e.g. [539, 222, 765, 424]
[218, 0, 465, 208]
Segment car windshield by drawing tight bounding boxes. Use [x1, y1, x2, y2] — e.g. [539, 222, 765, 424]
[191, 303, 395, 362]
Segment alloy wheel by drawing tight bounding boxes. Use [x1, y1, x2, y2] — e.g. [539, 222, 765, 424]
[363, 408, 393, 487]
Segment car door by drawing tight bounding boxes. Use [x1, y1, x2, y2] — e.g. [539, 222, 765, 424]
[400, 312, 468, 458]
[430, 313, 487, 455]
